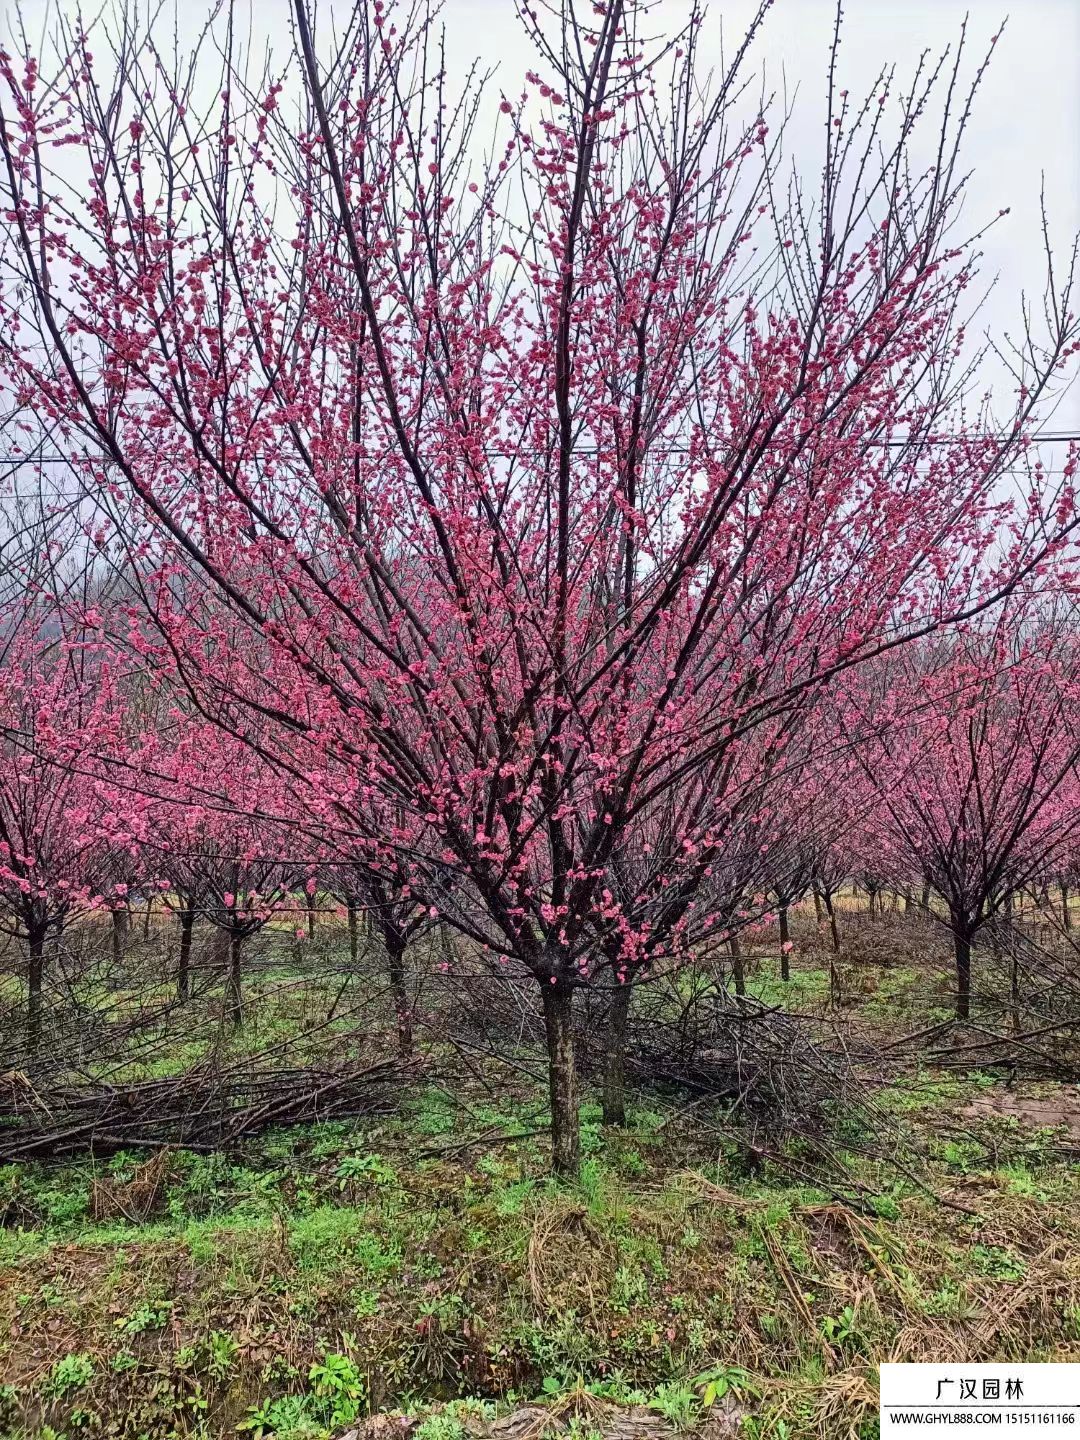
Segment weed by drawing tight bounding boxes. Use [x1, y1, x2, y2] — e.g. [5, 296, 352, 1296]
[820, 1305, 857, 1348]
[693, 1363, 754, 1407]
[611, 1265, 649, 1312]
[309, 1351, 365, 1427]
[116, 1298, 172, 1334]
[414, 1413, 466, 1440]
[970, 1244, 1026, 1280]
[336, 1153, 399, 1189]
[44, 1354, 94, 1398]
[649, 1380, 698, 1429]
[239, 1393, 325, 1440]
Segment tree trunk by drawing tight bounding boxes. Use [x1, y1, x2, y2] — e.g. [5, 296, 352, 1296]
[226, 930, 244, 1029]
[778, 904, 790, 982]
[385, 939, 412, 1057]
[812, 888, 823, 923]
[823, 889, 841, 953]
[542, 981, 580, 1178]
[27, 924, 45, 1052]
[306, 892, 316, 940]
[921, 881, 932, 915]
[953, 925, 972, 1021]
[729, 933, 745, 996]
[602, 982, 632, 1126]
[178, 908, 194, 1002]
[111, 905, 129, 970]
[1062, 882, 1072, 932]
[347, 896, 359, 967]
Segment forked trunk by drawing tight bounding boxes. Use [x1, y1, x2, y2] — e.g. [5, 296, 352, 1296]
[778, 904, 790, 982]
[227, 930, 244, 1029]
[542, 981, 580, 1177]
[177, 907, 194, 1002]
[602, 982, 632, 1127]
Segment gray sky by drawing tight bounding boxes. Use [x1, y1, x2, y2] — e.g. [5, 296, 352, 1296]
[435, 0, 1080, 426]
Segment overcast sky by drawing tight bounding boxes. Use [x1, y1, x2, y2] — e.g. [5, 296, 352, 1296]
[7, 0, 1080, 429]
[433, 0, 1080, 427]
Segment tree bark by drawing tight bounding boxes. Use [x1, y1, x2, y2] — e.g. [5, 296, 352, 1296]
[602, 982, 632, 1126]
[812, 888, 823, 923]
[111, 905, 129, 970]
[953, 925, 972, 1021]
[226, 930, 244, 1029]
[385, 938, 412, 1057]
[542, 981, 580, 1177]
[823, 889, 841, 953]
[1062, 882, 1072, 932]
[347, 896, 359, 967]
[921, 880, 932, 915]
[728, 932, 746, 996]
[177, 907, 194, 1002]
[778, 903, 790, 982]
[27, 923, 45, 1052]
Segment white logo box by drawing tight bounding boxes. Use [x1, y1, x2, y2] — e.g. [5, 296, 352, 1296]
[881, 1364, 1080, 1436]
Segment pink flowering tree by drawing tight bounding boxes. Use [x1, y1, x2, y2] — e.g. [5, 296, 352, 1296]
[0, 609, 133, 1049]
[137, 725, 297, 1028]
[2, 1, 1079, 1169]
[849, 601, 1080, 1019]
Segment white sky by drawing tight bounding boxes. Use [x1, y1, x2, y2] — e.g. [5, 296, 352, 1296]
[433, 0, 1080, 427]
[7, 0, 1080, 428]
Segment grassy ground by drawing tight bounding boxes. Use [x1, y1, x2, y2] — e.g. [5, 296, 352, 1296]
[2, 917, 1080, 1440]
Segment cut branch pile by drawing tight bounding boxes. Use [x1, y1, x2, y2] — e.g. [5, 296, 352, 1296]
[613, 989, 860, 1139]
[0, 1055, 415, 1162]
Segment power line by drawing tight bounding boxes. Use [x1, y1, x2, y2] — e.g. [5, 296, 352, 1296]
[1, 433, 1079, 467]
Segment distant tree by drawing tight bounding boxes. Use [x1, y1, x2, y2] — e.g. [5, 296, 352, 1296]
[0, 609, 133, 1048]
[143, 727, 296, 1028]
[852, 601, 1080, 1019]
